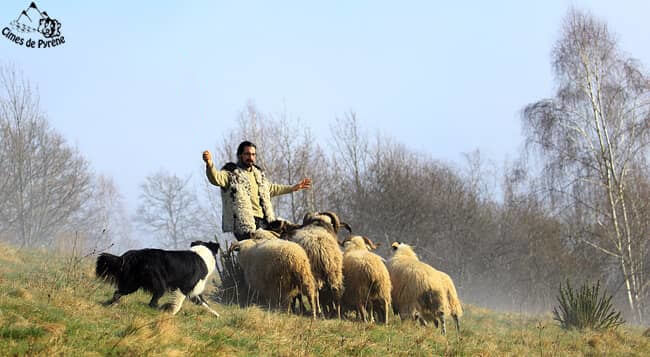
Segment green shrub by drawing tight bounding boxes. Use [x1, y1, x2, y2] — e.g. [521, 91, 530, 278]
[552, 280, 624, 330]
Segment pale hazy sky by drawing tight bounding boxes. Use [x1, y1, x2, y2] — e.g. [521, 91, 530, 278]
[2, 1, 650, 215]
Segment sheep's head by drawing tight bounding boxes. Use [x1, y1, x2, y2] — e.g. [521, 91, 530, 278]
[342, 235, 378, 252]
[251, 229, 280, 240]
[228, 239, 258, 254]
[302, 212, 316, 226]
[305, 211, 352, 235]
[267, 219, 302, 236]
[390, 241, 418, 259]
[228, 242, 240, 254]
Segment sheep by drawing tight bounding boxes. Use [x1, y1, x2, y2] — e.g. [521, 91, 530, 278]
[340, 235, 392, 323]
[387, 242, 462, 335]
[270, 211, 351, 318]
[230, 231, 318, 318]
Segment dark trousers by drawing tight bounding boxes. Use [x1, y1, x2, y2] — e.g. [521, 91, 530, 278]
[234, 217, 268, 241]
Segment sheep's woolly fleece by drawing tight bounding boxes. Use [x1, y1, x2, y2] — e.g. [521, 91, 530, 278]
[341, 236, 392, 323]
[387, 242, 462, 333]
[234, 236, 317, 317]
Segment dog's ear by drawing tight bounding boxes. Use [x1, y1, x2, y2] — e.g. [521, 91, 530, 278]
[206, 241, 220, 254]
[190, 240, 202, 247]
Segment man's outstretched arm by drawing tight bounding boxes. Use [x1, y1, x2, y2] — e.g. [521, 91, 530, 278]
[203, 150, 229, 187]
[270, 178, 312, 197]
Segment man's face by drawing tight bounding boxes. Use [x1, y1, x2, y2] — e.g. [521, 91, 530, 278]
[239, 146, 256, 168]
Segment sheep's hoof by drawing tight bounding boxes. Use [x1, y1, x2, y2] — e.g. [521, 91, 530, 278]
[415, 313, 428, 326]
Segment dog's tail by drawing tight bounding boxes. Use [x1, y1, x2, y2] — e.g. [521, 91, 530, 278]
[96, 253, 122, 285]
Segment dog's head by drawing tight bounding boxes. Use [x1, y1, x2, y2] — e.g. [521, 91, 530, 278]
[190, 241, 220, 256]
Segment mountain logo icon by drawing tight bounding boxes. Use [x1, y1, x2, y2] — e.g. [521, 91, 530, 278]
[10, 2, 61, 39]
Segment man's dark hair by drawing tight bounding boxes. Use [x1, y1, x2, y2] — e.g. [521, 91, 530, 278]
[237, 141, 257, 156]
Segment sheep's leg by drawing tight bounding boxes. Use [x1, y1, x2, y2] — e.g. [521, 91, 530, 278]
[358, 305, 368, 322]
[309, 292, 317, 319]
[453, 314, 460, 332]
[295, 295, 307, 314]
[414, 311, 428, 326]
[440, 315, 447, 335]
[373, 300, 387, 324]
[384, 300, 390, 324]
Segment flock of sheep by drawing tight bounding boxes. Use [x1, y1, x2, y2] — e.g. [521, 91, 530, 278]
[227, 211, 463, 335]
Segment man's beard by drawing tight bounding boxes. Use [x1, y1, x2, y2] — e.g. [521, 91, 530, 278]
[239, 159, 254, 168]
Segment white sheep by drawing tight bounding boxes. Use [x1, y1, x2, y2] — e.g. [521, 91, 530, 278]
[231, 232, 318, 318]
[387, 242, 462, 334]
[274, 211, 351, 318]
[340, 235, 392, 323]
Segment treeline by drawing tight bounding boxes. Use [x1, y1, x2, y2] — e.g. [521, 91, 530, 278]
[2, 8, 650, 323]
[0, 66, 133, 253]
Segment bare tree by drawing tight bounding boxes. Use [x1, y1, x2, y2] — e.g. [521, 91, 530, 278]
[136, 170, 211, 249]
[71, 174, 134, 253]
[522, 9, 650, 322]
[0, 65, 91, 247]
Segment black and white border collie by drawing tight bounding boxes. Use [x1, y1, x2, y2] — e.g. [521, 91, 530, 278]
[95, 240, 220, 317]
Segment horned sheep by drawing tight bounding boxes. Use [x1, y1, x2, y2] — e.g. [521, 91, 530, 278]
[387, 242, 462, 334]
[231, 231, 318, 318]
[340, 235, 392, 323]
[271, 211, 351, 318]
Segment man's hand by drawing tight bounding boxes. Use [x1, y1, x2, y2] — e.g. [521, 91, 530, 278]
[292, 178, 312, 192]
[202, 150, 213, 166]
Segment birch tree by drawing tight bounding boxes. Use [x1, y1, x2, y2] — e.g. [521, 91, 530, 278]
[522, 9, 650, 322]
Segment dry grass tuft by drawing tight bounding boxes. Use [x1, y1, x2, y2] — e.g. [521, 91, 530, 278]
[0, 243, 23, 264]
[587, 335, 601, 348]
[8, 288, 32, 300]
[644, 328, 650, 337]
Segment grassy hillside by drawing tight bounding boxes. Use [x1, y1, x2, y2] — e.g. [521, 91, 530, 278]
[1, 243, 649, 356]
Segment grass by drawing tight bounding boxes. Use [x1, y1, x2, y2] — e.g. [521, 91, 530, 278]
[1, 242, 649, 356]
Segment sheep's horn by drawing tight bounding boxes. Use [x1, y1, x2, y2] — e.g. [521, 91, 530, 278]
[227, 242, 240, 254]
[302, 212, 316, 226]
[340, 222, 352, 233]
[362, 236, 377, 250]
[319, 211, 342, 234]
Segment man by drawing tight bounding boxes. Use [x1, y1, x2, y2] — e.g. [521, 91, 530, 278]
[203, 141, 311, 240]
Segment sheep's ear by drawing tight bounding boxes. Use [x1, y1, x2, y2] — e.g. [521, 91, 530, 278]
[227, 242, 240, 254]
[339, 237, 351, 247]
[391, 242, 399, 250]
[267, 220, 285, 233]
